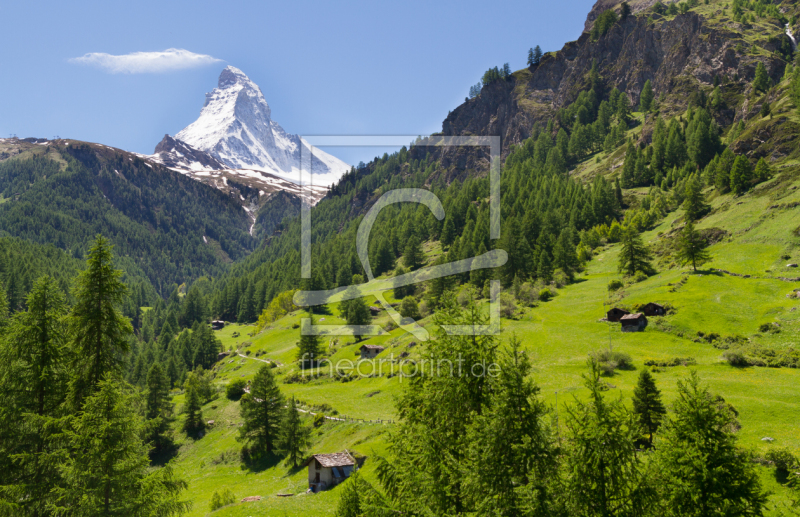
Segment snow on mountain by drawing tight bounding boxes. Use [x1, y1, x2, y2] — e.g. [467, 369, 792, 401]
[175, 66, 350, 187]
[147, 134, 329, 207]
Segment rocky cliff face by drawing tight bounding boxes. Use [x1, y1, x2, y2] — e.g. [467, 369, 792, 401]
[433, 4, 790, 175]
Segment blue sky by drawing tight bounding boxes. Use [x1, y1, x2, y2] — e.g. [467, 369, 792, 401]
[0, 0, 595, 165]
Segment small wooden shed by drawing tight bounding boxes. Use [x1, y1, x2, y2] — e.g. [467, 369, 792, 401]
[620, 313, 648, 332]
[641, 303, 666, 317]
[211, 320, 225, 330]
[360, 344, 385, 359]
[306, 452, 355, 492]
[607, 307, 630, 322]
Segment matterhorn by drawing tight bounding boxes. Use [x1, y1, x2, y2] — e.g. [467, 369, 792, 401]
[172, 66, 349, 186]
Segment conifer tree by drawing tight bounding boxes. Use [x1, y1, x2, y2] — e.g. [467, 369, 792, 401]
[754, 157, 772, 182]
[297, 315, 322, 366]
[403, 235, 424, 270]
[753, 62, 771, 92]
[392, 265, 412, 300]
[681, 177, 709, 221]
[714, 147, 736, 192]
[654, 372, 767, 516]
[399, 296, 421, 320]
[238, 364, 283, 456]
[675, 221, 711, 272]
[277, 397, 311, 468]
[464, 337, 558, 516]
[192, 323, 221, 370]
[55, 378, 190, 516]
[182, 380, 204, 433]
[616, 92, 631, 123]
[68, 235, 133, 410]
[532, 45, 543, 65]
[562, 360, 651, 515]
[527, 47, 535, 67]
[617, 226, 653, 276]
[0, 280, 7, 327]
[621, 143, 637, 188]
[730, 155, 753, 194]
[145, 363, 173, 453]
[632, 370, 666, 446]
[639, 79, 654, 112]
[0, 276, 69, 516]
[345, 294, 371, 341]
[537, 250, 554, 283]
[553, 228, 580, 280]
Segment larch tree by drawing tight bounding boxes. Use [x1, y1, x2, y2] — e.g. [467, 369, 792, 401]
[277, 397, 311, 468]
[297, 315, 322, 367]
[464, 337, 558, 516]
[182, 379, 204, 434]
[681, 176, 710, 221]
[639, 79, 654, 112]
[53, 378, 190, 517]
[631, 369, 666, 447]
[617, 226, 653, 277]
[403, 235, 424, 270]
[0, 276, 69, 516]
[561, 360, 653, 516]
[238, 364, 284, 456]
[145, 363, 173, 453]
[68, 235, 133, 410]
[753, 62, 771, 92]
[654, 372, 767, 516]
[730, 155, 753, 194]
[675, 221, 711, 272]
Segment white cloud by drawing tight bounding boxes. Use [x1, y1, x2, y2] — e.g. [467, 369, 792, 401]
[69, 48, 222, 74]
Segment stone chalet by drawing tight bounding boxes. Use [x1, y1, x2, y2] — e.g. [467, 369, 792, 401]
[620, 313, 648, 332]
[306, 452, 355, 492]
[359, 344, 385, 360]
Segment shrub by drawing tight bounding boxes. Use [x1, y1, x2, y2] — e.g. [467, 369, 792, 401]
[209, 488, 236, 511]
[517, 282, 538, 306]
[758, 323, 780, 334]
[499, 292, 518, 319]
[313, 413, 326, 427]
[633, 271, 649, 283]
[539, 287, 554, 302]
[225, 379, 247, 400]
[766, 447, 797, 474]
[608, 279, 624, 292]
[644, 357, 696, 367]
[722, 350, 749, 367]
[400, 296, 421, 319]
[418, 300, 432, 318]
[591, 349, 634, 375]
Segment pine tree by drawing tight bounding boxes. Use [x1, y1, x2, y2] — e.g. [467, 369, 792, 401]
[632, 370, 666, 446]
[753, 62, 771, 92]
[730, 155, 753, 194]
[527, 47, 535, 67]
[537, 250, 553, 283]
[441, 216, 456, 247]
[297, 315, 322, 367]
[55, 378, 190, 516]
[0, 275, 69, 516]
[620, 1, 631, 19]
[68, 235, 133, 410]
[181, 285, 206, 327]
[654, 372, 767, 516]
[754, 157, 772, 182]
[238, 364, 284, 456]
[621, 143, 637, 188]
[639, 79, 654, 112]
[392, 265, 412, 300]
[617, 226, 653, 276]
[277, 397, 311, 468]
[345, 294, 371, 342]
[533, 45, 543, 65]
[675, 221, 712, 272]
[553, 228, 579, 280]
[682, 177, 710, 221]
[715, 147, 736, 192]
[182, 379, 204, 433]
[562, 360, 651, 515]
[616, 92, 631, 123]
[145, 363, 172, 453]
[464, 337, 557, 516]
[403, 235, 424, 270]
[192, 323, 221, 370]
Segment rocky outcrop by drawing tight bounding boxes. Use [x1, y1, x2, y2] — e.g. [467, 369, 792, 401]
[431, 7, 789, 178]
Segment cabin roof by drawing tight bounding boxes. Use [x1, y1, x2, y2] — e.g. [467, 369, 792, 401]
[307, 452, 355, 468]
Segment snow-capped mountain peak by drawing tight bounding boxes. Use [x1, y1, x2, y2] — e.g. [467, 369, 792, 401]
[175, 66, 349, 186]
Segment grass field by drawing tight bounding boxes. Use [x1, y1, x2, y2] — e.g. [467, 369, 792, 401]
[168, 178, 800, 514]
